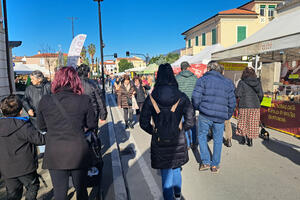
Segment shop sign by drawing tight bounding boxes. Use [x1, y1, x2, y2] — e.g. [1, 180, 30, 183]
[261, 97, 272, 107]
[288, 74, 299, 79]
[220, 62, 248, 71]
[260, 41, 273, 52]
[261, 101, 300, 137]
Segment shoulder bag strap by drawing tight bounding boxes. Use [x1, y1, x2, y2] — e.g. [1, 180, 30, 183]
[149, 94, 160, 114]
[170, 99, 181, 112]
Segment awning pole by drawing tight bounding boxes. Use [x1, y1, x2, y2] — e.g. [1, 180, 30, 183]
[255, 55, 259, 73]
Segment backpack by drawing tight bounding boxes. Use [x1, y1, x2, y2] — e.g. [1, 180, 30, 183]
[149, 94, 183, 144]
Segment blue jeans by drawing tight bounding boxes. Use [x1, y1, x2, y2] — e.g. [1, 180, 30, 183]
[161, 168, 182, 200]
[183, 118, 197, 148]
[198, 115, 224, 167]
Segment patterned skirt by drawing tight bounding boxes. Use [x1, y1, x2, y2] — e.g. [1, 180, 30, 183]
[237, 108, 260, 139]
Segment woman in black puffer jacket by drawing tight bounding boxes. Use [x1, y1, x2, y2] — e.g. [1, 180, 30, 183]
[236, 67, 263, 147]
[140, 63, 195, 200]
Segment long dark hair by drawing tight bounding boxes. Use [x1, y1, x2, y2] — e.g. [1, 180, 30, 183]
[154, 63, 178, 88]
[241, 67, 256, 80]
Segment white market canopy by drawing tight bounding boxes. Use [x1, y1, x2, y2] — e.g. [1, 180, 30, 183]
[171, 55, 193, 67]
[212, 8, 300, 62]
[14, 64, 33, 75]
[14, 64, 50, 76]
[189, 44, 224, 64]
[26, 64, 50, 76]
[125, 66, 147, 72]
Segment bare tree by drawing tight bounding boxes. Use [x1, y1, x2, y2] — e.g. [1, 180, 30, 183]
[40, 44, 57, 81]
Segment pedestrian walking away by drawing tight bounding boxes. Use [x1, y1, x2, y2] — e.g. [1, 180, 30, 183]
[176, 61, 198, 149]
[133, 76, 150, 122]
[140, 63, 195, 200]
[77, 64, 108, 123]
[0, 95, 45, 200]
[235, 67, 264, 147]
[37, 67, 98, 200]
[118, 75, 136, 129]
[192, 61, 236, 173]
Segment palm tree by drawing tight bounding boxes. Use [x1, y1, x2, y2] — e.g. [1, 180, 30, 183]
[88, 44, 96, 65]
[81, 46, 87, 60]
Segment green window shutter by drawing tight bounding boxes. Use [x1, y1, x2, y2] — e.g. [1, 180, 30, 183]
[195, 36, 199, 46]
[237, 26, 246, 42]
[260, 5, 266, 8]
[269, 5, 276, 8]
[202, 33, 206, 46]
[188, 39, 191, 48]
[212, 29, 217, 45]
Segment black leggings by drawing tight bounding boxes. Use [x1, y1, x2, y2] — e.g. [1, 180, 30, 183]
[123, 108, 133, 122]
[49, 169, 88, 200]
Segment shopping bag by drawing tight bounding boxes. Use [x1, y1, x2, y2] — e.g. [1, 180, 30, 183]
[132, 96, 139, 110]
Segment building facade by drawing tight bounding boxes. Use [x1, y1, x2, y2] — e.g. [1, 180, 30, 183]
[181, 0, 283, 56]
[25, 52, 67, 77]
[115, 56, 146, 73]
[101, 60, 116, 74]
[0, 2, 21, 98]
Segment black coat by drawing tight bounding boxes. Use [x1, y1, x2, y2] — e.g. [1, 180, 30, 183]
[236, 77, 264, 108]
[0, 117, 45, 179]
[37, 88, 98, 170]
[22, 80, 51, 114]
[134, 84, 150, 103]
[140, 85, 195, 169]
[80, 77, 107, 120]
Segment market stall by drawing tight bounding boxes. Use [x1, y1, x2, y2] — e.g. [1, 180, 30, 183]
[212, 3, 300, 137]
[14, 64, 33, 75]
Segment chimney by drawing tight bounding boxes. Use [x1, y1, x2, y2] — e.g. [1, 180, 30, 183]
[38, 51, 41, 54]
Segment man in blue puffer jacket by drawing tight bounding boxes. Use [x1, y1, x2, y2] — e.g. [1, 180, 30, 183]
[192, 61, 236, 173]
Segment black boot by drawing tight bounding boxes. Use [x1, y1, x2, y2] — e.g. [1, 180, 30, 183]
[247, 137, 253, 147]
[239, 136, 246, 145]
[125, 121, 129, 129]
[225, 138, 232, 147]
[129, 120, 134, 129]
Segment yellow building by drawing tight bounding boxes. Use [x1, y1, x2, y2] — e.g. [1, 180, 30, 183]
[181, 0, 283, 56]
[115, 56, 146, 73]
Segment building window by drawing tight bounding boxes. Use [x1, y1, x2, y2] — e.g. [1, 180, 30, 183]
[195, 36, 199, 46]
[202, 33, 206, 46]
[188, 39, 191, 48]
[260, 5, 266, 16]
[237, 26, 247, 42]
[40, 58, 45, 65]
[268, 5, 276, 17]
[212, 29, 217, 45]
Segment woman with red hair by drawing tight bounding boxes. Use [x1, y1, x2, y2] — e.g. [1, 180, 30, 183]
[37, 67, 97, 200]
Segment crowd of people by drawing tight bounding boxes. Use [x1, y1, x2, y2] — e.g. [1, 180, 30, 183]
[0, 60, 264, 200]
[138, 61, 263, 200]
[0, 65, 107, 200]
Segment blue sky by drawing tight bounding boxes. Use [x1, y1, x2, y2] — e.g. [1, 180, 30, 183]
[8, 0, 248, 59]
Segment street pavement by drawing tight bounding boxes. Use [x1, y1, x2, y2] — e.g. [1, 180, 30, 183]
[0, 91, 299, 200]
[107, 92, 300, 200]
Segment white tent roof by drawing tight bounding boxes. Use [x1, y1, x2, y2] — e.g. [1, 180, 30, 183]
[171, 55, 193, 67]
[14, 64, 33, 75]
[189, 44, 224, 64]
[25, 64, 50, 76]
[212, 8, 300, 61]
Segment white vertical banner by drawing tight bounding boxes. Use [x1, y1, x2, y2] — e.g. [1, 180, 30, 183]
[67, 34, 87, 68]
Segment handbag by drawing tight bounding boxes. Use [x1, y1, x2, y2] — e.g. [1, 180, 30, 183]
[51, 96, 103, 187]
[132, 96, 139, 110]
[124, 86, 133, 106]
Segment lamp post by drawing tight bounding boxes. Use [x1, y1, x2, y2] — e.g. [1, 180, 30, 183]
[94, 0, 105, 96]
[3, 0, 13, 94]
